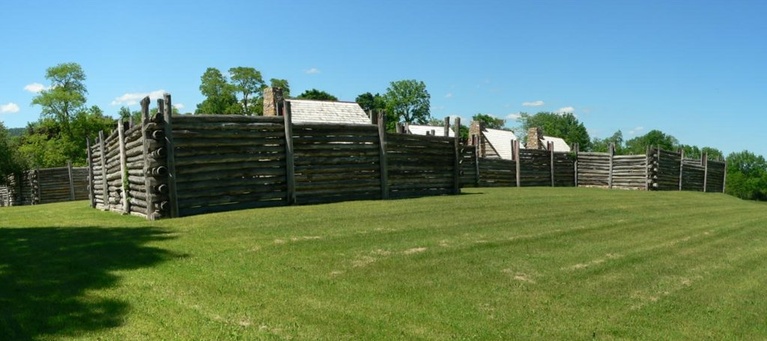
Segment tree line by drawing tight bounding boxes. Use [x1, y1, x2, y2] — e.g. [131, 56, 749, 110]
[1, 62, 765, 201]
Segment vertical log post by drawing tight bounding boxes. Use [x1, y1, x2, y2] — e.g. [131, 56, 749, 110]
[99, 131, 108, 210]
[283, 101, 296, 205]
[140, 97, 156, 220]
[573, 143, 579, 187]
[444, 117, 451, 138]
[549, 141, 555, 187]
[118, 119, 130, 214]
[514, 140, 521, 187]
[722, 160, 727, 193]
[67, 161, 75, 201]
[35, 170, 41, 204]
[376, 110, 390, 199]
[678, 149, 685, 191]
[608, 143, 614, 189]
[453, 117, 461, 194]
[702, 152, 708, 192]
[474, 142, 481, 187]
[163, 93, 179, 218]
[86, 138, 95, 208]
[645, 145, 650, 191]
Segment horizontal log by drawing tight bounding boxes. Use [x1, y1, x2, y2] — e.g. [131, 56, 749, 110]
[178, 191, 286, 209]
[175, 178, 286, 196]
[175, 145, 285, 158]
[175, 152, 284, 166]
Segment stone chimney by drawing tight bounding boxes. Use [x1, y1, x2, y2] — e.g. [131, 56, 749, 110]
[262, 87, 284, 116]
[527, 127, 543, 150]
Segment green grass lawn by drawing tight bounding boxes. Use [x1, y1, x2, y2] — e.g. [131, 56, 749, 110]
[2, 187, 766, 340]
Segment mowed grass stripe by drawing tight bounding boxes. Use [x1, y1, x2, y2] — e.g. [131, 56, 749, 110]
[1, 187, 766, 340]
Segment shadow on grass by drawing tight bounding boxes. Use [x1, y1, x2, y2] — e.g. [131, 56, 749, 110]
[0, 226, 180, 340]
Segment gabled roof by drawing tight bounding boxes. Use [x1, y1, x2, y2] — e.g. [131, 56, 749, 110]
[483, 128, 520, 160]
[541, 136, 571, 152]
[287, 99, 370, 125]
[407, 124, 455, 137]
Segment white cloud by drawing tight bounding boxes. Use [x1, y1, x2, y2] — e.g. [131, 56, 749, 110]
[445, 92, 453, 99]
[0, 102, 20, 114]
[173, 103, 185, 110]
[305, 68, 321, 74]
[111, 90, 167, 106]
[24, 83, 47, 93]
[628, 126, 644, 136]
[556, 106, 576, 115]
[522, 100, 544, 107]
[506, 112, 523, 120]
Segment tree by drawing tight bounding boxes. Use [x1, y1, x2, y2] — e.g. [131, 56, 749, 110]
[680, 145, 724, 160]
[591, 130, 624, 154]
[384, 79, 431, 130]
[195, 67, 241, 115]
[355, 92, 386, 114]
[472, 113, 505, 130]
[624, 129, 678, 154]
[269, 78, 290, 98]
[31, 62, 87, 138]
[518, 112, 590, 150]
[725, 150, 767, 201]
[0, 122, 25, 183]
[229, 66, 265, 115]
[296, 89, 338, 101]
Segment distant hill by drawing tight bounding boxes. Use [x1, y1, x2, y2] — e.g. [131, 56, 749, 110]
[7, 128, 25, 137]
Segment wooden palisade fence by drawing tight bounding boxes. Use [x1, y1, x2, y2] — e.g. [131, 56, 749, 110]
[0, 163, 89, 207]
[88, 95, 464, 220]
[461, 142, 726, 193]
[87, 94, 727, 220]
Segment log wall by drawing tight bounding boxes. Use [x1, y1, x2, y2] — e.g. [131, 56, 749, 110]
[386, 133, 456, 198]
[88, 96, 463, 219]
[0, 164, 89, 206]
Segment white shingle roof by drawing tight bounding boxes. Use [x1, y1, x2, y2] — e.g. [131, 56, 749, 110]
[287, 99, 371, 124]
[541, 136, 571, 152]
[483, 128, 520, 160]
[407, 124, 455, 137]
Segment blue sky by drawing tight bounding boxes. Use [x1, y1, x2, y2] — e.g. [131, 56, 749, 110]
[1, 0, 765, 156]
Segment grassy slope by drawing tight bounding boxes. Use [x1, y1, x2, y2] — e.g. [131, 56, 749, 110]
[1, 188, 766, 340]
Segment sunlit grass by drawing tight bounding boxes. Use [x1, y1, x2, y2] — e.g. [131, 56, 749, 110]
[2, 188, 766, 340]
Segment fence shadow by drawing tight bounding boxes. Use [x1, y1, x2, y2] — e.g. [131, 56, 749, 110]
[0, 226, 179, 340]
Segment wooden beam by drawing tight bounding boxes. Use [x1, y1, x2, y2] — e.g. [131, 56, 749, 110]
[140, 96, 156, 219]
[86, 137, 95, 208]
[163, 93, 179, 217]
[377, 110, 389, 199]
[608, 143, 614, 189]
[549, 141, 555, 187]
[283, 101, 296, 204]
[99, 130, 108, 210]
[118, 119, 130, 214]
[514, 140, 521, 187]
[453, 117, 461, 194]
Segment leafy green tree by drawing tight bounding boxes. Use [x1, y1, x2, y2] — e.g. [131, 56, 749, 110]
[384, 79, 431, 130]
[229, 67, 265, 115]
[356, 92, 386, 115]
[590, 130, 624, 154]
[518, 112, 590, 150]
[195, 67, 241, 115]
[17, 106, 115, 168]
[0, 122, 25, 182]
[472, 113, 505, 130]
[680, 145, 725, 161]
[31, 62, 87, 138]
[296, 89, 338, 101]
[725, 150, 767, 201]
[624, 129, 678, 154]
[269, 78, 290, 98]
